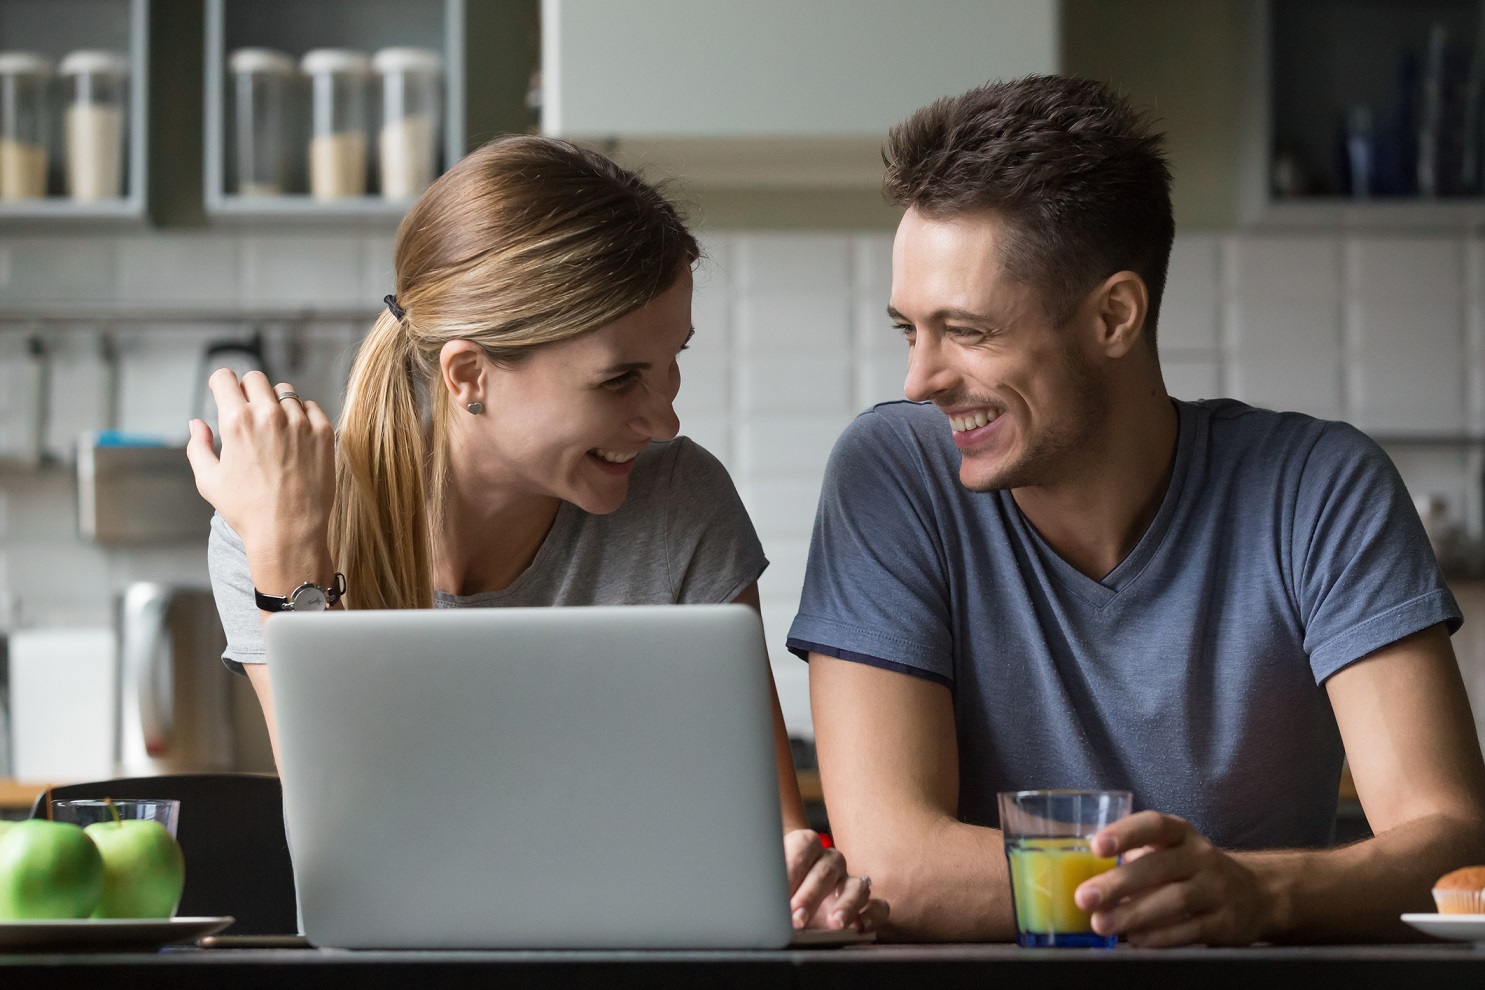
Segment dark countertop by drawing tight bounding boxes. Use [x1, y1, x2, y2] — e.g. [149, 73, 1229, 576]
[2, 943, 1484, 990]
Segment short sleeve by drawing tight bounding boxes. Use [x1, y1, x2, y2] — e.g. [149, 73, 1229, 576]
[664, 437, 769, 604]
[208, 513, 266, 674]
[786, 410, 954, 686]
[1293, 423, 1461, 683]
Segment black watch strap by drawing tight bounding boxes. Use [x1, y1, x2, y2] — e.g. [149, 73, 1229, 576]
[255, 573, 346, 612]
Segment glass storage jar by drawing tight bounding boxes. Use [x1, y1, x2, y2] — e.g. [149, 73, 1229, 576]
[0, 52, 54, 201]
[300, 48, 370, 200]
[372, 47, 442, 200]
[228, 48, 295, 196]
[59, 50, 129, 201]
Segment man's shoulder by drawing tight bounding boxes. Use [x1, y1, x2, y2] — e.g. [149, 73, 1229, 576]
[1193, 398, 1378, 472]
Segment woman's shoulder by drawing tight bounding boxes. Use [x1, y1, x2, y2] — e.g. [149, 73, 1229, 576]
[629, 435, 734, 499]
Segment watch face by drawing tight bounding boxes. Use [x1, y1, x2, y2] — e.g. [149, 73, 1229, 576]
[288, 584, 329, 611]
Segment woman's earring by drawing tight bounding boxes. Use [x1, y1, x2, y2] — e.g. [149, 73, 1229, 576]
[466, 401, 483, 415]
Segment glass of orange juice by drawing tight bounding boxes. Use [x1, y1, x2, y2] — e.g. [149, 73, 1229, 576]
[997, 789, 1133, 948]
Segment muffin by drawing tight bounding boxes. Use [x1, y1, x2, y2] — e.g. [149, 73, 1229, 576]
[1433, 866, 1485, 914]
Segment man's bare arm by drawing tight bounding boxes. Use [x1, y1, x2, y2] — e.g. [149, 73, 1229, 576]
[810, 653, 1014, 940]
[1078, 623, 1485, 945]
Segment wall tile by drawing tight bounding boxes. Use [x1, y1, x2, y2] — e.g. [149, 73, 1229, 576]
[362, 236, 396, 302]
[852, 233, 894, 296]
[738, 479, 827, 540]
[1222, 236, 1341, 301]
[1348, 238, 1462, 302]
[1161, 235, 1219, 351]
[737, 355, 852, 414]
[0, 330, 43, 463]
[116, 236, 240, 306]
[674, 351, 731, 418]
[43, 327, 113, 460]
[733, 233, 851, 292]
[1162, 356, 1222, 403]
[1348, 299, 1465, 432]
[0, 238, 116, 304]
[738, 415, 851, 480]
[1226, 299, 1342, 357]
[678, 415, 731, 470]
[116, 325, 222, 442]
[857, 356, 907, 409]
[856, 298, 902, 357]
[242, 236, 365, 308]
[757, 537, 810, 609]
[1227, 357, 1344, 420]
[736, 291, 852, 354]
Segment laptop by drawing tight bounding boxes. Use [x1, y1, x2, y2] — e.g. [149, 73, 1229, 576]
[265, 604, 861, 950]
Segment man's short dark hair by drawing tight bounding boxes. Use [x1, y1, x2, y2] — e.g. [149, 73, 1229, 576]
[884, 75, 1175, 347]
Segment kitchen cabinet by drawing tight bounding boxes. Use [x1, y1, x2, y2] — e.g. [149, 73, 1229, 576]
[1246, 0, 1485, 230]
[540, 0, 1058, 188]
[0, 0, 148, 223]
[203, 0, 465, 220]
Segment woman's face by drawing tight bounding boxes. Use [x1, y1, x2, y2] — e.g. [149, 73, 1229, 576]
[459, 268, 694, 514]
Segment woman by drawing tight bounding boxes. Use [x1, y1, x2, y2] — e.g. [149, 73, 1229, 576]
[186, 136, 886, 934]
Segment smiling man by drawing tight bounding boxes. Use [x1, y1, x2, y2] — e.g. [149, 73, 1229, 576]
[788, 76, 1485, 945]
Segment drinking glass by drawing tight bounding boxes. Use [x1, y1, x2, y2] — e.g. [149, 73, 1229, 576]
[997, 789, 1133, 948]
[51, 798, 180, 838]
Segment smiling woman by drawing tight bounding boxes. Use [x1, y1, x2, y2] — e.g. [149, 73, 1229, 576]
[183, 135, 886, 936]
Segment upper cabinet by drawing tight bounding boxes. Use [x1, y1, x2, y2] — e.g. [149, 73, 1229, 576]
[0, 0, 148, 223]
[1250, 0, 1485, 229]
[202, 0, 466, 220]
[539, 0, 1058, 187]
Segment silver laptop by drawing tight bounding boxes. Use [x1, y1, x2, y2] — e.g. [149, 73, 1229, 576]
[265, 604, 802, 950]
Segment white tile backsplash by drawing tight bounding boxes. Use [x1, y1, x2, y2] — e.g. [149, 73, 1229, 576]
[8, 226, 1485, 741]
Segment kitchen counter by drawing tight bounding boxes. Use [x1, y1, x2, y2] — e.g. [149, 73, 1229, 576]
[1, 943, 1482, 989]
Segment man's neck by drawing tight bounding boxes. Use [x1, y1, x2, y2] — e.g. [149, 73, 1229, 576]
[1010, 387, 1180, 582]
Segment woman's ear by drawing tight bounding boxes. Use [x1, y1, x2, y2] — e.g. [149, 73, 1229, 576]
[439, 340, 487, 407]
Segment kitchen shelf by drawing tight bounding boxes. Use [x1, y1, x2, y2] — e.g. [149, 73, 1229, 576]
[202, 0, 465, 222]
[0, 0, 149, 226]
[1243, 0, 1485, 230]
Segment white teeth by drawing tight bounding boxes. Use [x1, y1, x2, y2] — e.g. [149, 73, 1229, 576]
[593, 449, 638, 463]
[948, 409, 999, 432]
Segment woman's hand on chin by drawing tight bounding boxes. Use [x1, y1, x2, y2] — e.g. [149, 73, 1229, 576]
[186, 369, 337, 557]
[783, 828, 890, 932]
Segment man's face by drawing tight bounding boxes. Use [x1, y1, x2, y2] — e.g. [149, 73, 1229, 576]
[890, 208, 1108, 493]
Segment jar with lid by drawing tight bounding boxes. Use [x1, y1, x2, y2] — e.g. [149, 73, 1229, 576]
[228, 48, 295, 196]
[59, 50, 129, 201]
[0, 52, 54, 201]
[300, 49, 370, 200]
[372, 47, 442, 200]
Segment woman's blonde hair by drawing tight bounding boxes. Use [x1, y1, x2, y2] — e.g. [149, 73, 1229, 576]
[330, 136, 700, 610]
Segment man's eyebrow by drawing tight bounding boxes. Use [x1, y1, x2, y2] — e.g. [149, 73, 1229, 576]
[887, 306, 996, 324]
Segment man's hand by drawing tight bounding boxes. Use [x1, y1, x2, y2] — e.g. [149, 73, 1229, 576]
[1074, 811, 1278, 947]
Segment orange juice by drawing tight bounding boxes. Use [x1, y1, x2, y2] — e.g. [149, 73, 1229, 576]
[1006, 837, 1117, 935]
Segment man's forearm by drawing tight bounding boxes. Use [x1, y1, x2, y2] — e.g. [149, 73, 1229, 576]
[842, 812, 1016, 941]
[1245, 810, 1485, 943]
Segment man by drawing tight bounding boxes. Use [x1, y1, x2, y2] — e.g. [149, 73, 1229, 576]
[788, 75, 1485, 945]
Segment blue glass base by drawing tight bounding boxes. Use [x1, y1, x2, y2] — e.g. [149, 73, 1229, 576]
[1016, 931, 1118, 949]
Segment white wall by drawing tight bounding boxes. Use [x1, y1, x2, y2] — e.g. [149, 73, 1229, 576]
[5, 229, 1485, 741]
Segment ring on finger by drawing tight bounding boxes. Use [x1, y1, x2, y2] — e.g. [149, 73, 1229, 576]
[276, 390, 302, 403]
[859, 875, 871, 891]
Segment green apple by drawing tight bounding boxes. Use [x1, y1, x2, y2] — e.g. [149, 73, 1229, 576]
[84, 820, 184, 919]
[0, 820, 104, 919]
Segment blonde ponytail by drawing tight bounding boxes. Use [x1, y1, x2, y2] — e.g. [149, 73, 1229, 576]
[328, 135, 699, 611]
[330, 310, 435, 610]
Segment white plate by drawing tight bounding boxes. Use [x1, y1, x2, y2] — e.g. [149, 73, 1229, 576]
[1401, 912, 1485, 943]
[0, 916, 233, 952]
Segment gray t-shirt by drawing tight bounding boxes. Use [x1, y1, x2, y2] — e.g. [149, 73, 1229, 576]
[210, 436, 768, 672]
[787, 398, 1461, 850]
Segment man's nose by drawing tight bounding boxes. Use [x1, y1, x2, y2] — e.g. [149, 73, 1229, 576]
[903, 335, 954, 403]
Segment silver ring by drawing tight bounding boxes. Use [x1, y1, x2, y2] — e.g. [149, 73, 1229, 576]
[859, 875, 871, 890]
[276, 390, 301, 403]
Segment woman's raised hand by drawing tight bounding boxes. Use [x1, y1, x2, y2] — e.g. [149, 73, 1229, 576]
[784, 828, 889, 933]
[185, 369, 336, 560]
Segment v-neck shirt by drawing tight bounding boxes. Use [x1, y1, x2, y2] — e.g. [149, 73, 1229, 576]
[787, 399, 1460, 849]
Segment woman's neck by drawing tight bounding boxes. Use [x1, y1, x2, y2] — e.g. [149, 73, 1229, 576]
[433, 467, 562, 598]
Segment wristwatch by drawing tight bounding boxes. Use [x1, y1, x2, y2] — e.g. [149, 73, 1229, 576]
[255, 573, 346, 613]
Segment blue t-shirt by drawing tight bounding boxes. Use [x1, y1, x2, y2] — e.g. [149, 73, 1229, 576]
[787, 398, 1461, 850]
